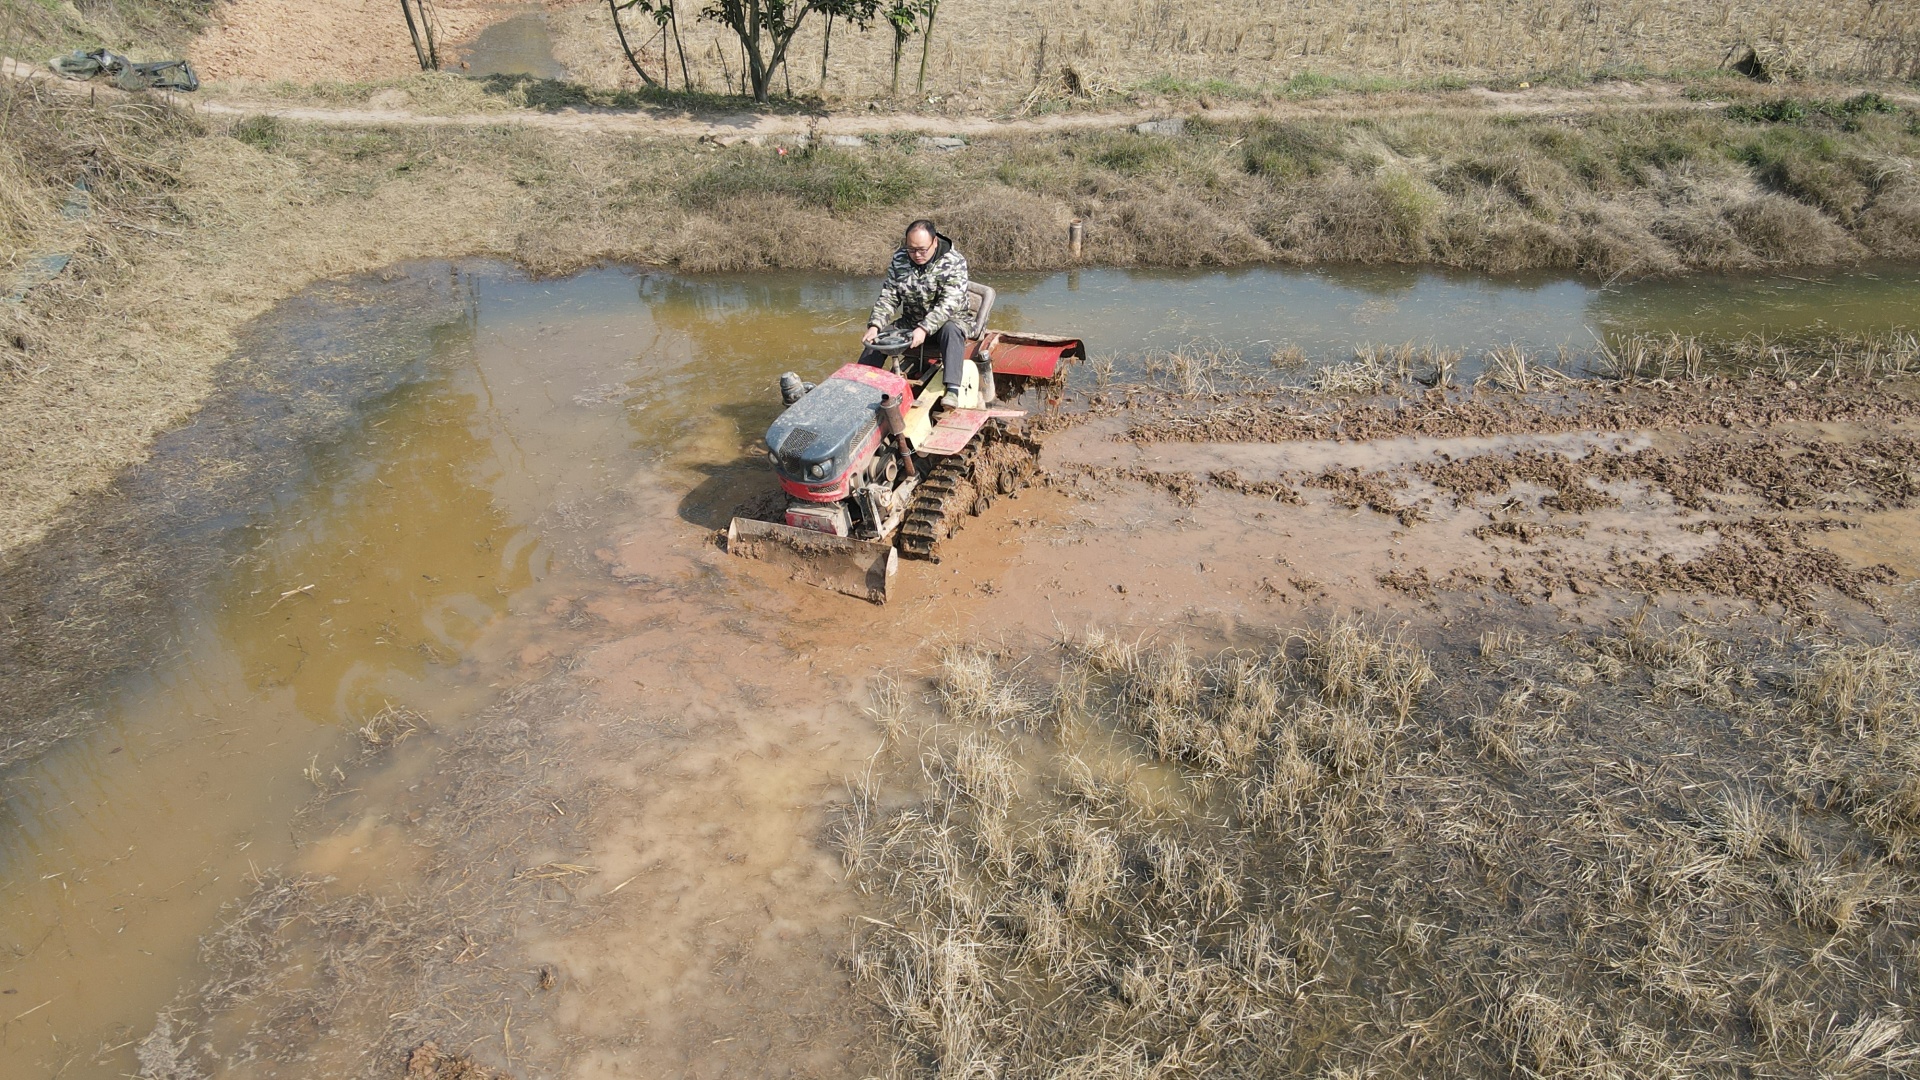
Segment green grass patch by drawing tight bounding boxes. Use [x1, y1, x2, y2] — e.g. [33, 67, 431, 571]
[1728, 98, 1810, 124]
[992, 143, 1076, 195]
[1241, 121, 1344, 182]
[680, 145, 923, 212]
[1736, 126, 1870, 217]
[230, 115, 284, 152]
[1131, 73, 1256, 100]
[1373, 172, 1443, 236]
[1285, 71, 1343, 96]
[1085, 131, 1178, 175]
[1728, 92, 1903, 128]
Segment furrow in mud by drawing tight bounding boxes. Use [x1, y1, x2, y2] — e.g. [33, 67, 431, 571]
[1120, 376, 1920, 445]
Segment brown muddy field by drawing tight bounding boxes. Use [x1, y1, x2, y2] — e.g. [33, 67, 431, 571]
[7, 4, 1920, 1074]
[2, 252, 1918, 1078]
[91, 345, 1920, 1079]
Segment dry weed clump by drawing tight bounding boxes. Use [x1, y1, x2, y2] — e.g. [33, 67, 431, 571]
[1304, 342, 1465, 395]
[1140, 348, 1234, 397]
[1478, 344, 1576, 394]
[934, 184, 1073, 270]
[0, 79, 197, 381]
[840, 619, 1920, 1078]
[1307, 344, 1407, 395]
[940, 645, 1046, 730]
[1285, 341, 1584, 399]
[1107, 190, 1270, 267]
[1597, 329, 1920, 383]
[1787, 640, 1920, 855]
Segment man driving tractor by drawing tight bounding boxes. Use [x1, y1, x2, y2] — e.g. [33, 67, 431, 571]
[861, 219, 973, 408]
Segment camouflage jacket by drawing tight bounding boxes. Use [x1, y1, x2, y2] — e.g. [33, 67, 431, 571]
[868, 234, 970, 334]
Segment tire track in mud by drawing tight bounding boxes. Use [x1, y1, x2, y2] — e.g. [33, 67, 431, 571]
[1412, 429, 1920, 612]
[1120, 376, 1920, 446]
[1059, 373, 1920, 618]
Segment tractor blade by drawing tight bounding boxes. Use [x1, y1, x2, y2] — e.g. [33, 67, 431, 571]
[726, 518, 897, 604]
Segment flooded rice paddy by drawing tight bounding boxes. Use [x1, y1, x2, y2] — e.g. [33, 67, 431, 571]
[2, 261, 1917, 1077]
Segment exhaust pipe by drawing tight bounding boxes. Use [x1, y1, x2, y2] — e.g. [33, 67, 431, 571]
[878, 393, 915, 477]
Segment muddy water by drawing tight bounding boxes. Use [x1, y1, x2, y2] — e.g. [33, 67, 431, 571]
[458, 6, 566, 81]
[987, 262, 1920, 374]
[2, 259, 1917, 1078]
[1590, 262, 1920, 340]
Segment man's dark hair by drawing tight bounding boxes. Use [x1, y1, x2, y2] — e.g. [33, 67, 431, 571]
[904, 219, 938, 241]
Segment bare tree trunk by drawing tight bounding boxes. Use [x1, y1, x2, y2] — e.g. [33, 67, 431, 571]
[712, 1, 814, 103]
[670, 8, 691, 91]
[419, 0, 440, 69]
[609, 0, 661, 86]
[917, 2, 938, 92]
[400, 0, 430, 71]
[818, 13, 834, 89]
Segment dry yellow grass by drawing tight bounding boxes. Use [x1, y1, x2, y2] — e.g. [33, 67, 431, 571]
[838, 622, 1920, 1077]
[0, 0, 213, 61]
[547, 0, 1920, 106]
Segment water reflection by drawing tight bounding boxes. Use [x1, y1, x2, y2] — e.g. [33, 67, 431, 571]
[226, 379, 531, 711]
[990, 265, 1603, 357]
[1588, 264, 1920, 340]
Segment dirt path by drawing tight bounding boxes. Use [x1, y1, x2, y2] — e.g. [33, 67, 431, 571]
[204, 82, 1738, 137]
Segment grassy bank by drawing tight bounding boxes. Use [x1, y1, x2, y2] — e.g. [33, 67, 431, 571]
[1, 0, 213, 58]
[4, 76, 1920, 556]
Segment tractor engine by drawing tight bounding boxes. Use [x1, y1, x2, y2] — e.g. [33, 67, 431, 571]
[763, 364, 914, 540]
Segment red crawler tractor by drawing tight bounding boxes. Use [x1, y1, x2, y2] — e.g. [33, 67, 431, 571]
[727, 283, 1082, 602]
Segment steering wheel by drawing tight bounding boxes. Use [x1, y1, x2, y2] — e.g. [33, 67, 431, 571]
[867, 329, 914, 356]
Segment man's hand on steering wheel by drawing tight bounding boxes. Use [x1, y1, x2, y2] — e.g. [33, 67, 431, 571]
[909, 326, 928, 349]
[862, 324, 880, 346]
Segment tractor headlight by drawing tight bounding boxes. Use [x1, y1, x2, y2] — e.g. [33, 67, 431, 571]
[767, 451, 779, 465]
[808, 462, 827, 479]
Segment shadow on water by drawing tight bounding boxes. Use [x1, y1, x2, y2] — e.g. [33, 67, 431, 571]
[1586, 263, 1920, 340]
[678, 455, 784, 530]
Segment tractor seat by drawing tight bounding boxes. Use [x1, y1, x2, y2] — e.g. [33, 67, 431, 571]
[962, 281, 996, 340]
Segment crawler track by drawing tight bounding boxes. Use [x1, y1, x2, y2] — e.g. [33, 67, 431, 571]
[897, 423, 1040, 561]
